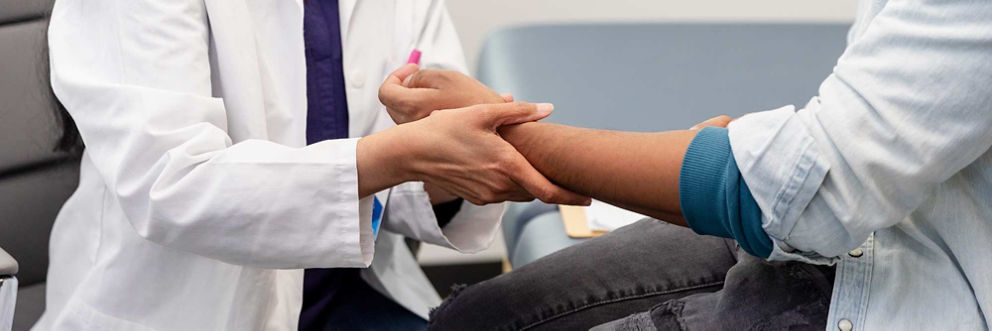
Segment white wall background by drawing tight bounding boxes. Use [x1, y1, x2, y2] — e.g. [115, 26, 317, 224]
[418, 0, 858, 265]
[447, 0, 859, 74]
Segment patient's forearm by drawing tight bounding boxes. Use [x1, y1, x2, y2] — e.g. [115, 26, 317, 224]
[499, 123, 696, 226]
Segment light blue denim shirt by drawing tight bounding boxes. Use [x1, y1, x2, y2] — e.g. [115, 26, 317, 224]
[727, 0, 992, 329]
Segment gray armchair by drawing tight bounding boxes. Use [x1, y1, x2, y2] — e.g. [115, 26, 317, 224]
[477, 23, 849, 268]
[0, 249, 16, 278]
[1, 248, 17, 330]
[1, 1, 82, 329]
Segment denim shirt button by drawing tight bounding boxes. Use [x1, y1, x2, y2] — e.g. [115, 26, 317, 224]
[838, 318, 854, 331]
[848, 248, 864, 258]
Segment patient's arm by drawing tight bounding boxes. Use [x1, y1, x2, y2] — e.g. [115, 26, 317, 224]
[499, 123, 698, 226]
[377, 67, 725, 224]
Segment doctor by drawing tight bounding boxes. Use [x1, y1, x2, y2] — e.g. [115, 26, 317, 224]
[40, 0, 587, 330]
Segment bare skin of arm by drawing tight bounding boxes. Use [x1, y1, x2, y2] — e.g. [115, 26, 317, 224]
[499, 123, 696, 226]
[362, 65, 590, 206]
[354, 102, 589, 206]
[378, 67, 732, 220]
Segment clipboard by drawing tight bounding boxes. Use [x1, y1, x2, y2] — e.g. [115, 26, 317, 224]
[559, 205, 608, 238]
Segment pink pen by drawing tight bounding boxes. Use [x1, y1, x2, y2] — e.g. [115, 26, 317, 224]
[407, 49, 422, 65]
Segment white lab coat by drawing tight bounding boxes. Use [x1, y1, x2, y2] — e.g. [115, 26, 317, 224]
[37, 0, 503, 329]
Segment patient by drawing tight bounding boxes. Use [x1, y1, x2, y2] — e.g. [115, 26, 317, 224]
[380, 70, 834, 330]
[378, 0, 992, 327]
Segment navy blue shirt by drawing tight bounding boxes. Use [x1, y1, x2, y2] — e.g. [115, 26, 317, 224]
[303, 0, 349, 144]
[297, 2, 463, 329]
[299, 0, 355, 329]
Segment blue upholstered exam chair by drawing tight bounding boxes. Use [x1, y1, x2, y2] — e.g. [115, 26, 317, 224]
[477, 23, 849, 268]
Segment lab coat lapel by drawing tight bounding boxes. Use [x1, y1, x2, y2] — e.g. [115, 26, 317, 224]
[204, 0, 309, 143]
[202, 0, 269, 140]
[338, 0, 358, 41]
[341, 0, 395, 136]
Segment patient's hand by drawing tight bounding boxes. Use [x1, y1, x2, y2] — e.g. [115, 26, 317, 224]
[378, 64, 508, 124]
[689, 115, 733, 130]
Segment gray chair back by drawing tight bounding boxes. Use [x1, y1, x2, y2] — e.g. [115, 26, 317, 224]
[0, 0, 80, 288]
[478, 23, 850, 132]
[477, 23, 850, 267]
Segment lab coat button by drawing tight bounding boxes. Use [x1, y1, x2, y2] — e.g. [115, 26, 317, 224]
[350, 71, 365, 88]
[838, 319, 853, 331]
[848, 248, 864, 258]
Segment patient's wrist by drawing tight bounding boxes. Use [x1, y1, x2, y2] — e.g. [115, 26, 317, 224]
[498, 122, 543, 156]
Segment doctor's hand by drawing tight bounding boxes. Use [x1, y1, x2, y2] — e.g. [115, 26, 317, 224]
[357, 102, 590, 206]
[379, 64, 507, 124]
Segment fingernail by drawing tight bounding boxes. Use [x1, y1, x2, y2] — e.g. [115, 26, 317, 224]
[583, 198, 592, 206]
[537, 103, 554, 116]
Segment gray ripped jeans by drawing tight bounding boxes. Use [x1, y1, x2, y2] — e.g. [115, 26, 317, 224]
[428, 219, 834, 330]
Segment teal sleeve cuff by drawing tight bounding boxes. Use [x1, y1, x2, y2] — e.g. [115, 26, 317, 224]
[678, 127, 772, 258]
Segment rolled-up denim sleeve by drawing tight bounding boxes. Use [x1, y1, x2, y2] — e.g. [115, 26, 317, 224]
[727, 0, 992, 263]
[728, 106, 837, 264]
[680, 127, 772, 258]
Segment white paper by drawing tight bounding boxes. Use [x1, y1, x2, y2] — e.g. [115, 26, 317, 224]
[586, 199, 651, 232]
[0, 277, 17, 331]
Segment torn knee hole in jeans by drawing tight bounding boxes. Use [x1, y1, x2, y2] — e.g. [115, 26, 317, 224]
[428, 283, 469, 322]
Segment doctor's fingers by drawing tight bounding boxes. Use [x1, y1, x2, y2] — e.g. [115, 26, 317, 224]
[469, 102, 554, 129]
[404, 69, 459, 89]
[432, 165, 544, 205]
[383, 63, 419, 87]
[379, 63, 433, 106]
[438, 184, 488, 206]
[379, 85, 441, 111]
[378, 70, 435, 108]
[506, 152, 591, 206]
[379, 85, 443, 122]
[435, 178, 526, 206]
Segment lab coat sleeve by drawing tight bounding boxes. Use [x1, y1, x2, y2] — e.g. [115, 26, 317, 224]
[47, 0, 374, 269]
[380, 0, 505, 252]
[726, 0, 992, 262]
[384, 183, 504, 252]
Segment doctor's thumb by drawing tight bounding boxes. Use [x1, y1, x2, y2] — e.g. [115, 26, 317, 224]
[480, 102, 554, 129]
[385, 63, 419, 88]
